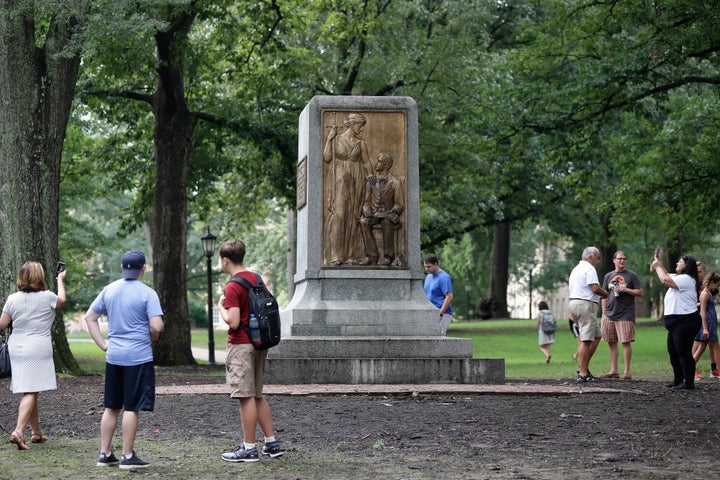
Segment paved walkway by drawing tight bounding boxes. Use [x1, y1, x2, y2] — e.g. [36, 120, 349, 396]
[191, 347, 226, 364]
[70, 339, 228, 364]
[156, 382, 647, 396]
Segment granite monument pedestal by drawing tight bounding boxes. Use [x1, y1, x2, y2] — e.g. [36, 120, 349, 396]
[268, 96, 504, 384]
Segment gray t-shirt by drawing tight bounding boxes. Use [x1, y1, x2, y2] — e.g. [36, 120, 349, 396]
[602, 269, 642, 321]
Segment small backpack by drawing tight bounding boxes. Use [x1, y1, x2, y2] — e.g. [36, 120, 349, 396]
[229, 273, 281, 350]
[540, 310, 557, 334]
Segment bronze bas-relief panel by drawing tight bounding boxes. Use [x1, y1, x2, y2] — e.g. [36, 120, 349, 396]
[321, 110, 408, 268]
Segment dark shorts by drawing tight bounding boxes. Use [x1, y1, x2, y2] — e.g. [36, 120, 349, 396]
[104, 361, 156, 412]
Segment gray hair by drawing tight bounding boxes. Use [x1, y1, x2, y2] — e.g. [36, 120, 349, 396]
[582, 246, 599, 261]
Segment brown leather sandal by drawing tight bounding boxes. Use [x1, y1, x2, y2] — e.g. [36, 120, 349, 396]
[9, 431, 29, 450]
[31, 433, 48, 443]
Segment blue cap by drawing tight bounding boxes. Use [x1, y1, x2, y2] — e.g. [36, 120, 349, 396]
[121, 250, 146, 279]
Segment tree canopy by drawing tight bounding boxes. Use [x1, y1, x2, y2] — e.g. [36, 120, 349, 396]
[2, 0, 719, 371]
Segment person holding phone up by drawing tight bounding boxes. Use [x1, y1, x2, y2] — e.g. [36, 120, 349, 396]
[651, 250, 702, 390]
[0, 261, 66, 450]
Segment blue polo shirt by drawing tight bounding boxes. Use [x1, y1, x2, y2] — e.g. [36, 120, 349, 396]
[424, 269, 453, 315]
[89, 279, 163, 366]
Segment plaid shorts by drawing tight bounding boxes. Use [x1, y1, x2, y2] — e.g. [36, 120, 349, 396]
[601, 319, 635, 344]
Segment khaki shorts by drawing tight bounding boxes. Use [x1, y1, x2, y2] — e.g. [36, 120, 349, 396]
[602, 319, 635, 344]
[569, 300, 601, 342]
[226, 343, 268, 399]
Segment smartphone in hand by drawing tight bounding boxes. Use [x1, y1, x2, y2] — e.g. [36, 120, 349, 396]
[650, 249, 660, 271]
[55, 261, 66, 278]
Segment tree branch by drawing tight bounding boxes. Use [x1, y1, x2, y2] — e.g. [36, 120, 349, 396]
[87, 89, 154, 105]
[597, 76, 720, 114]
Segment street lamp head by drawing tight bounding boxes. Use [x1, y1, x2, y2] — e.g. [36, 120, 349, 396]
[201, 230, 217, 258]
[527, 259, 536, 271]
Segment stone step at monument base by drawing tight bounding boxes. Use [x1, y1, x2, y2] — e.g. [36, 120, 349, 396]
[265, 337, 505, 384]
[265, 357, 504, 384]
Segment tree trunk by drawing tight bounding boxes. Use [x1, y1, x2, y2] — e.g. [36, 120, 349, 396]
[488, 221, 510, 318]
[599, 210, 615, 277]
[150, 13, 198, 365]
[0, 2, 85, 374]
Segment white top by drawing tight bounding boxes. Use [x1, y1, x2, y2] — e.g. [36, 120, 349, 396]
[664, 274, 698, 315]
[3, 290, 59, 393]
[568, 260, 601, 302]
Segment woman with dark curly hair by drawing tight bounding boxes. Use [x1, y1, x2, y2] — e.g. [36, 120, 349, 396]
[651, 252, 701, 390]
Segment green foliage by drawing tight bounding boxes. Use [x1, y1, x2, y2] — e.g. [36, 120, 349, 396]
[60, 118, 151, 308]
[188, 296, 208, 328]
[66, 340, 106, 372]
[54, 0, 720, 323]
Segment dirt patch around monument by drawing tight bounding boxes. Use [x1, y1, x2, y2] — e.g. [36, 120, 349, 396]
[1, 366, 719, 479]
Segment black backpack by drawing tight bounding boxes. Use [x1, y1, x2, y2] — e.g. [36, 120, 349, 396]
[229, 273, 281, 350]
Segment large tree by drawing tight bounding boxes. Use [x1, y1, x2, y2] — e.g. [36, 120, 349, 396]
[77, 0, 292, 364]
[474, 0, 720, 311]
[0, 0, 88, 373]
[57, 0, 720, 333]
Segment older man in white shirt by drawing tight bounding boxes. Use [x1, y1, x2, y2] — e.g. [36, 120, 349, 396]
[569, 246, 609, 383]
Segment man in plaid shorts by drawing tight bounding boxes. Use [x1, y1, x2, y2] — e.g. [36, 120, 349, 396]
[600, 250, 644, 380]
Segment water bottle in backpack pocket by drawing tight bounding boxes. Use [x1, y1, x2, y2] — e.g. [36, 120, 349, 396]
[248, 313, 262, 349]
[228, 273, 281, 350]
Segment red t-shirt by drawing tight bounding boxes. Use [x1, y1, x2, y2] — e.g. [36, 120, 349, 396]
[223, 271, 257, 344]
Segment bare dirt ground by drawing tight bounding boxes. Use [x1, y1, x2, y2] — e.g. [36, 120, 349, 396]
[2, 366, 720, 479]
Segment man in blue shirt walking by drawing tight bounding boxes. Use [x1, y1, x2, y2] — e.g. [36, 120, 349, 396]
[423, 253, 454, 335]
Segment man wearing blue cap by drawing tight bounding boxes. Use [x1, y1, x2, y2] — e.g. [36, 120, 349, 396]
[84, 250, 164, 470]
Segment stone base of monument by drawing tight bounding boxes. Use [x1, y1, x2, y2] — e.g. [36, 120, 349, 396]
[277, 96, 506, 385]
[266, 337, 504, 384]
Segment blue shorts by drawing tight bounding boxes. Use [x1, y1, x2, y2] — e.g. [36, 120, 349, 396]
[104, 361, 156, 412]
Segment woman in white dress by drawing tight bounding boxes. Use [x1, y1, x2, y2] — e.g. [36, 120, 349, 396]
[0, 261, 66, 450]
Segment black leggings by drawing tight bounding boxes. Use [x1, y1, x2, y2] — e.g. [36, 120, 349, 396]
[664, 312, 702, 386]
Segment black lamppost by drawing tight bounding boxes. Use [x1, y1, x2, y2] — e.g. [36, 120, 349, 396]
[527, 259, 536, 320]
[201, 231, 217, 365]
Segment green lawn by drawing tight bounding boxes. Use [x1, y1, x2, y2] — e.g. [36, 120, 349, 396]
[67, 330, 226, 372]
[447, 317, 676, 380]
[69, 319, 682, 381]
[67, 340, 107, 372]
